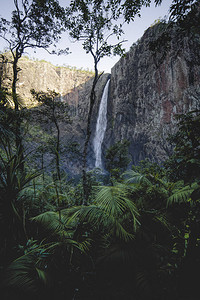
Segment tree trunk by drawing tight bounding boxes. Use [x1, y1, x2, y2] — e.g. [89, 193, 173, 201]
[53, 103, 61, 182]
[82, 62, 99, 205]
[12, 52, 24, 171]
[12, 56, 19, 110]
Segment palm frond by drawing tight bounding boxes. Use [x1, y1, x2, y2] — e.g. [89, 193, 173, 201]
[95, 184, 140, 227]
[4, 253, 47, 293]
[167, 183, 198, 206]
[152, 212, 172, 231]
[136, 271, 151, 292]
[123, 170, 152, 185]
[78, 239, 92, 252]
[63, 198, 137, 242]
[32, 211, 85, 251]
[36, 267, 47, 284]
[32, 211, 72, 236]
[114, 219, 135, 242]
[63, 205, 112, 231]
[34, 182, 141, 245]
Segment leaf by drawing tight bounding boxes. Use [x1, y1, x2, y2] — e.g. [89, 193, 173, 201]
[62, 183, 140, 242]
[4, 254, 40, 293]
[123, 170, 152, 185]
[36, 267, 47, 284]
[167, 183, 198, 206]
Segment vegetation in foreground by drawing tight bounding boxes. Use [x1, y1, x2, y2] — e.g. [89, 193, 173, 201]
[0, 85, 200, 299]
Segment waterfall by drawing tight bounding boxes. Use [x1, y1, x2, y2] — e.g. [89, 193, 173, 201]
[93, 79, 110, 169]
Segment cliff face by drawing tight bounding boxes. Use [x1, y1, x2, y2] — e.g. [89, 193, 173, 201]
[104, 23, 200, 165]
[2, 19, 200, 173]
[1, 53, 110, 173]
[58, 73, 110, 172]
[26, 71, 110, 174]
[1, 55, 94, 107]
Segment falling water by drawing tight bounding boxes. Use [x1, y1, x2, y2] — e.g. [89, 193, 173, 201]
[93, 79, 110, 169]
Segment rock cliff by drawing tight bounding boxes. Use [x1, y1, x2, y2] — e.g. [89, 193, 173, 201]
[1, 17, 200, 173]
[26, 70, 110, 174]
[1, 55, 94, 107]
[104, 22, 200, 165]
[1, 53, 110, 173]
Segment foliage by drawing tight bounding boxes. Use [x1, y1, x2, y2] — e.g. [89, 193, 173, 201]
[1, 105, 200, 299]
[165, 111, 200, 183]
[132, 159, 166, 178]
[66, 0, 126, 63]
[0, 0, 66, 56]
[105, 139, 131, 180]
[0, 138, 40, 278]
[169, 0, 199, 22]
[3, 239, 50, 294]
[31, 89, 71, 181]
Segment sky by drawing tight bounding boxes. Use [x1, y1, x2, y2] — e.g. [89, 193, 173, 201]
[0, 0, 173, 73]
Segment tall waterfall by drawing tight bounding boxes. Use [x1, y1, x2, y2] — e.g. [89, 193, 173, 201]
[93, 79, 110, 169]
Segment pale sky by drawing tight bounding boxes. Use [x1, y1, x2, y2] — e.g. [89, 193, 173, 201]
[0, 0, 173, 72]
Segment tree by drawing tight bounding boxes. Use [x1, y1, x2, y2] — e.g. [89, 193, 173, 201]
[31, 89, 71, 182]
[112, 0, 199, 23]
[65, 0, 127, 203]
[105, 139, 131, 180]
[0, 0, 67, 167]
[162, 110, 200, 298]
[165, 111, 200, 183]
[169, 0, 199, 22]
[0, 0, 66, 109]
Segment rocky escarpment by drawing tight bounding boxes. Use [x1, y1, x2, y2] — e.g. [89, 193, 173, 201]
[103, 22, 200, 165]
[27, 72, 110, 174]
[1, 55, 94, 107]
[57, 73, 110, 172]
[2, 15, 200, 173]
[1, 54, 109, 173]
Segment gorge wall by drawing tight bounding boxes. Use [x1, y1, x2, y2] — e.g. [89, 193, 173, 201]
[1, 18, 200, 174]
[103, 22, 200, 166]
[0, 55, 94, 107]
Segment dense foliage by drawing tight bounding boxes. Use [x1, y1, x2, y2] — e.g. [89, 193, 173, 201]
[1, 90, 199, 299]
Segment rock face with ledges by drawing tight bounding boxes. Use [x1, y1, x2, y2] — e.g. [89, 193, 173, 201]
[1, 19, 200, 173]
[1, 55, 94, 107]
[104, 23, 200, 165]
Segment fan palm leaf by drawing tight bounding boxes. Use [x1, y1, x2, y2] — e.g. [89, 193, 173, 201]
[95, 184, 139, 225]
[32, 211, 74, 237]
[61, 184, 140, 242]
[167, 182, 198, 206]
[4, 253, 48, 293]
[2, 238, 62, 294]
[32, 211, 87, 251]
[63, 205, 123, 241]
[123, 170, 152, 185]
[152, 212, 172, 231]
